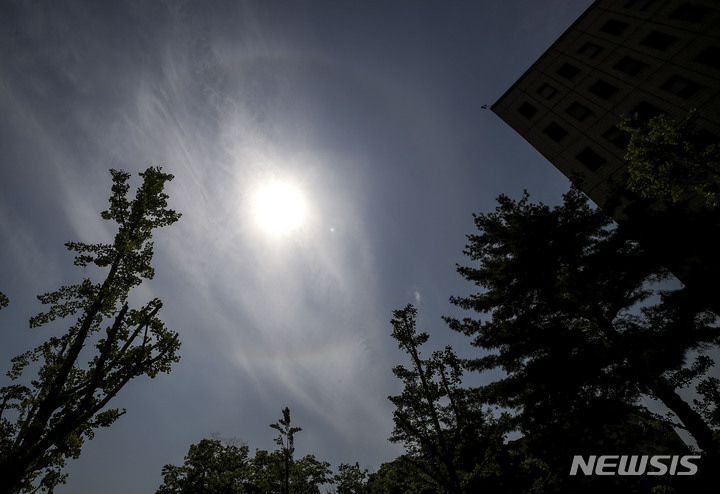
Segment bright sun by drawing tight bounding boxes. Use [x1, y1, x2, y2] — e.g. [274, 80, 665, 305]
[251, 182, 308, 235]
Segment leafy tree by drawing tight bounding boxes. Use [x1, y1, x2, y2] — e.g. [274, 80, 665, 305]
[289, 453, 332, 494]
[618, 109, 720, 208]
[444, 187, 720, 478]
[245, 448, 331, 494]
[0, 167, 182, 493]
[364, 456, 442, 494]
[246, 448, 283, 493]
[333, 462, 368, 494]
[614, 110, 720, 314]
[388, 305, 505, 493]
[156, 438, 252, 494]
[158, 408, 331, 494]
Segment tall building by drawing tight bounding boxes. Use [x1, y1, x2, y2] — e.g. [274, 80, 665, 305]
[492, 0, 720, 296]
[492, 0, 719, 209]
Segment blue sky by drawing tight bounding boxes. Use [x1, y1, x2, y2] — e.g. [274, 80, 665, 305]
[0, 1, 593, 492]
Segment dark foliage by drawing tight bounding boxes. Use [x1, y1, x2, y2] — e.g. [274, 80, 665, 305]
[444, 187, 720, 490]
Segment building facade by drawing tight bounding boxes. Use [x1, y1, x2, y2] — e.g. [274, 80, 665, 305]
[492, 0, 720, 209]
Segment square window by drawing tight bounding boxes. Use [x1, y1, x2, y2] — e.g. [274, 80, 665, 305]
[603, 126, 631, 149]
[625, 0, 653, 10]
[543, 122, 568, 142]
[695, 46, 720, 69]
[588, 79, 619, 99]
[537, 83, 558, 99]
[576, 148, 607, 171]
[517, 102, 538, 119]
[566, 102, 592, 121]
[600, 19, 630, 36]
[578, 42, 604, 58]
[640, 31, 677, 50]
[556, 63, 580, 80]
[632, 102, 664, 119]
[614, 56, 647, 76]
[661, 75, 702, 98]
[670, 3, 711, 23]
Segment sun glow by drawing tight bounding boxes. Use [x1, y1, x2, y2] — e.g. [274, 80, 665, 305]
[251, 181, 308, 235]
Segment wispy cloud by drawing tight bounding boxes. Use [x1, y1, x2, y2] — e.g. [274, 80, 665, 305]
[93, 2, 398, 454]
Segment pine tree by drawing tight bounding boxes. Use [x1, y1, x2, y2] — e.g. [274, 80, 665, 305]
[444, 187, 720, 472]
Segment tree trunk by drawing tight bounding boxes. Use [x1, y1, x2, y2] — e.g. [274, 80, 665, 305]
[649, 376, 719, 462]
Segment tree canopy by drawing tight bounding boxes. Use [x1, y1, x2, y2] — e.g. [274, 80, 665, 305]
[333, 462, 368, 494]
[618, 109, 720, 208]
[157, 438, 252, 494]
[444, 186, 720, 489]
[0, 167, 181, 493]
[156, 407, 332, 494]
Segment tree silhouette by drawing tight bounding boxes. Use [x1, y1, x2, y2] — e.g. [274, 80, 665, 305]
[270, 407, 302, 494]
[445, 187, 720, 483]
[0, 167, 181, 493]
[157, 407, 331, 494]
[333, 462, 368, 494]
[156, 438, 251, 494]
[388, 304, 506, 493]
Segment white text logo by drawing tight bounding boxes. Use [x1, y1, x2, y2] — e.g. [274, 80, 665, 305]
[569, 455, 700, 476]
